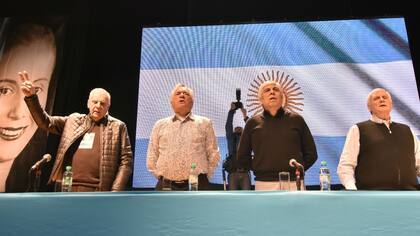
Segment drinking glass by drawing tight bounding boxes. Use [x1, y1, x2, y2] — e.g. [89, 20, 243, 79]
[279, 171, 291, 190]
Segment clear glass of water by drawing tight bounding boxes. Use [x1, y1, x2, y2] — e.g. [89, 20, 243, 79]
[279, 171, 290, 191]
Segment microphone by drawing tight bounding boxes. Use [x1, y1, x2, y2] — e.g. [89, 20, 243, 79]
[289, 158, 305, 191]
[289, 159, 303, 169]
[30, 154, 52, 171]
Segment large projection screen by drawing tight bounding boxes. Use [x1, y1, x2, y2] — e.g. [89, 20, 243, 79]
[133, 17, 420, 188]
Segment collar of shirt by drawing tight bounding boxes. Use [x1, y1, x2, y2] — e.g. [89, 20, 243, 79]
[263, 107, 285, 119]
[88, 114, 109, 126]
[172, 112, 195, 123]
[370, 114, 392, 128]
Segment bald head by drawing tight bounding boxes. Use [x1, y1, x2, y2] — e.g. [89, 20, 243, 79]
[366, 88, 393, 120]
[87, 88, 111, 121]
[89, 88, 111, 103]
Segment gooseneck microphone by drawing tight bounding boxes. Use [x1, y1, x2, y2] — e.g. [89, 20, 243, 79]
[289, 158, 305, 191]
[289, 159, 303, 169]
[30, 154, 52, 171]
[222, 169, 227, 191]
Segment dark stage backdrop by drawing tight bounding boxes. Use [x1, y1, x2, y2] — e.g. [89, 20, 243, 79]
[1, 1, 419, 191]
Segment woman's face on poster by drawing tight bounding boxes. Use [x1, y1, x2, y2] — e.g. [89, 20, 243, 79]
[0, 38, 56, 162]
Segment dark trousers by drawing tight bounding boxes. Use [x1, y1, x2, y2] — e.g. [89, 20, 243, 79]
[156, 174, 211, 191]
[54, 182, 99, 192]
[228, 171, 251, 190]
[71, 185, 99, 192]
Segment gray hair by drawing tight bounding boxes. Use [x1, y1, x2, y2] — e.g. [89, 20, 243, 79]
[89, 88, 111, 105]
[170, 83, 194, 101]
[258, 80, 283, 100]
[366, 88, 391, 112]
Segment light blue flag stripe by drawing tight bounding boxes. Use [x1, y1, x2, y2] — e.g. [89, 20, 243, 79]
[140, 18, 411, 70]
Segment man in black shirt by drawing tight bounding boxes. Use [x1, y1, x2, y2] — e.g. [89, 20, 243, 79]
[237, 80, 317, 190]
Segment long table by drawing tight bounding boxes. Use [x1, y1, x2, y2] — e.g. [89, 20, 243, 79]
[1, 191, 420, 236]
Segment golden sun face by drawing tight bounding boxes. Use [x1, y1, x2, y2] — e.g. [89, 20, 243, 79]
[246, 70, 304, 116]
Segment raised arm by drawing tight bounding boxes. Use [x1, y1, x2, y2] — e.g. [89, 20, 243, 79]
[225, 103, 236, 155]
[20, 71, 66, 134]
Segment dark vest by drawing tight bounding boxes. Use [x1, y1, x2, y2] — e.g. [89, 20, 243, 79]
[355, 120, 417, 190]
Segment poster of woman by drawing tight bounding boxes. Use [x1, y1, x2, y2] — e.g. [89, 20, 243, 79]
[0, 17, 66, 192]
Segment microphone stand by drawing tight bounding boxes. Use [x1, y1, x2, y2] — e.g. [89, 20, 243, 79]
[295, 169, 300, 190]
[34, 167, 42, 192]
[26, 166, 42, 192]
[295, 165, 306, 191]
[26, 169, 34, 192]
[222, 168, 227, 191]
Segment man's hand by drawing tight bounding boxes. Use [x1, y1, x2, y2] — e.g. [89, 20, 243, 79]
[230, 102, 236, 111]
[240, 108, 247, 117]
[19, 70, 37, 97]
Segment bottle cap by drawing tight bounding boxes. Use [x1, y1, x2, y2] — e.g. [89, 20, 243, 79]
[66, 166, 72, 171]
[191, 163, 197, 169]
[321, 160, 327, 166]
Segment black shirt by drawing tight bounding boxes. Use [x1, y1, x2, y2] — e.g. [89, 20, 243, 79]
[237, 108, 317, 181]
[355, 120, 417, 190]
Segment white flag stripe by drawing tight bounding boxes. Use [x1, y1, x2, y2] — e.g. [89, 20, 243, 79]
[137, 60, 419, 138]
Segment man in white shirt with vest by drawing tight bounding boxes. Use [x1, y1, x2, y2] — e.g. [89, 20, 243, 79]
[338, 88, 420, 190]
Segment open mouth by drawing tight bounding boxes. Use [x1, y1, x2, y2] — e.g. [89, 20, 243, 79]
[0, 126, 27, 141]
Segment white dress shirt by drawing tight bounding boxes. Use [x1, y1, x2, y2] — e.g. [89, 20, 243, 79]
[337, 115, 420, 190]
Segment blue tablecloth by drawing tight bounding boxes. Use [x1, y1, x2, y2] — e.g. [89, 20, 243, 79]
[1, 191, 420, 236]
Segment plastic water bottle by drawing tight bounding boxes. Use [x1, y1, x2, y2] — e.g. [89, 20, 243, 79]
[189, 163, 199, 191]
[319, 161, 331, 191]
[61, 166, 73, 192]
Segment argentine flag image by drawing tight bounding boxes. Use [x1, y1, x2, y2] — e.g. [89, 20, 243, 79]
[134, 17, 420, 188]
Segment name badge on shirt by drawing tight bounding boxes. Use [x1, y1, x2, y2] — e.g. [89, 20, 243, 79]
[79, 132, 95, 149]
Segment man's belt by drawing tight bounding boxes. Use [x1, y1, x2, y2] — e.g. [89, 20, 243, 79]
[159, 176, 188, 185]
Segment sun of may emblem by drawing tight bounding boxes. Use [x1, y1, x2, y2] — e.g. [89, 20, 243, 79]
[246, 70, 304, 116]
